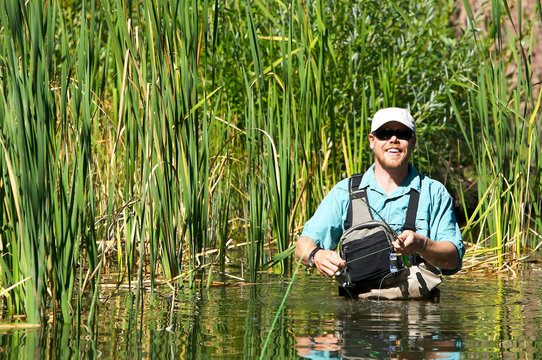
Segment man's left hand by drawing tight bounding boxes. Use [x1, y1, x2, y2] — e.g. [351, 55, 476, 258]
[393, 230, 425, 255]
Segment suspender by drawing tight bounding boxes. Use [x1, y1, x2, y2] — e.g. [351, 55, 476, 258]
[345, 173, 420, 232]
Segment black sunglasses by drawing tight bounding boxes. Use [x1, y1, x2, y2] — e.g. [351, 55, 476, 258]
[372, 128, 414, 140]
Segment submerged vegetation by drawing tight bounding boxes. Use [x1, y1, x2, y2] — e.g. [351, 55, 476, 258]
[0, 0, 540, 324]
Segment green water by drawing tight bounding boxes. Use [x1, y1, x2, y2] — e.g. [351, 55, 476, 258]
[1, 262, 541, 359]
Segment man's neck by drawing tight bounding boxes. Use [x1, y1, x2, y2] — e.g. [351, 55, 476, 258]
[373, 163, 410, 195]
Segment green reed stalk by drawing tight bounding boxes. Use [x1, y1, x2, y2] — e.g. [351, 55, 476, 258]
[140, 0, 184, 283]
[243, 0, 272, 276]
[176, 0, 212, 283]
[0, 0, 98, 323]
[244, 85, 267, 277]
[263, 4, 296, 272]
[214, 168, 232, 267]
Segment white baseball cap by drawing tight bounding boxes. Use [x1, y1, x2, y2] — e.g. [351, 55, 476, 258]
[370, 107, 415, 133]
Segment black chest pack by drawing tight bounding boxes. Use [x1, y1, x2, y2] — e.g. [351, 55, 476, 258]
[336, 173, 425, 297]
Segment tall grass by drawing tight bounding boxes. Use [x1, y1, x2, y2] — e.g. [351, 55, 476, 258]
[448, 0, 541, 264]
[0, 0, 98, 323]
[1, 0, 540, 325]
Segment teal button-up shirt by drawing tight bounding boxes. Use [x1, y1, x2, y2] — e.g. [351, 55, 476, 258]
[300, 164, 465, 274]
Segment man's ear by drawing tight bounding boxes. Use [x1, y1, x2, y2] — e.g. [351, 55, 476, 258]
[368, 133, 375, 150]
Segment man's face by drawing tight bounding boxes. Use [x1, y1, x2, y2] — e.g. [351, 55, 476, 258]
[368, 121, 416, 171]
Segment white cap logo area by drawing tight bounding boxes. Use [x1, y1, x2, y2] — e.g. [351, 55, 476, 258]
[371, 107, 415, 133]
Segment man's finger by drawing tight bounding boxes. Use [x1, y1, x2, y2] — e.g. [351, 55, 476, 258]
[320, 261, 340, 277]
[329, 253, 346, 267]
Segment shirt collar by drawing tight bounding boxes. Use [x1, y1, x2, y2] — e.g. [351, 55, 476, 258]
[359, 163, 421, 196]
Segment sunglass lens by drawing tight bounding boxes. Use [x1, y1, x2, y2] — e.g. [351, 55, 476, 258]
[396, 130, 413, 140]
[376, 129, 393, 140]
[373, 129, 413, 140]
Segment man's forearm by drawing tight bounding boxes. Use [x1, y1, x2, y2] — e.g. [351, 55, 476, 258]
[294, 236, 318, 266]
[418, 238, 460, 270]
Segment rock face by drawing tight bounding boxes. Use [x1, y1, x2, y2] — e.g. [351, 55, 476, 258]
[452, 0, 542, 93]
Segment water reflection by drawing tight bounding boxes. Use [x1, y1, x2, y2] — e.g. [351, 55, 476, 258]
[295, 300, 462, 359]
[1, 264, 542, 358]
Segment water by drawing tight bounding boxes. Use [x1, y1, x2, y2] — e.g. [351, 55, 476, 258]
[1, 263, 541, 359]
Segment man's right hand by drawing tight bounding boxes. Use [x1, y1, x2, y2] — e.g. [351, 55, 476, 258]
[312, 249, 346, 277]
[295, 236, 346, 278]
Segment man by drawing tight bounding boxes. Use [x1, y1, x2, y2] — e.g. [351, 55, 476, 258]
[295, 107, 465, 283]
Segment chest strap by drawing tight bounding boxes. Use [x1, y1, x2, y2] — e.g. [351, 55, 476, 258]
[344, 173, 420, 232]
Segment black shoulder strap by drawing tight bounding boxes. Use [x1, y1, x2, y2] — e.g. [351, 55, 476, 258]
[344, 173, 373, 231]
[350, 173, 364, 191]
[402, 177, 421, 231]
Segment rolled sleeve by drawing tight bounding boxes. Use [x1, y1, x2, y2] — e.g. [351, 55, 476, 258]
[300, 179, 350, 250]
[429, 183, 465, 275]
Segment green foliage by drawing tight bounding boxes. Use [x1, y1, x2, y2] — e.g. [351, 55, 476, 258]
[0, 0, 540, 325]
[448, 0, 542, 259]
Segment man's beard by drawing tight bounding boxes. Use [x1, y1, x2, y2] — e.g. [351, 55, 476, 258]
[374, 148, 410, 170]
